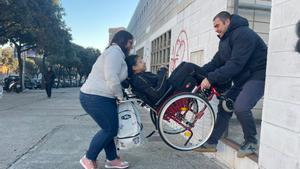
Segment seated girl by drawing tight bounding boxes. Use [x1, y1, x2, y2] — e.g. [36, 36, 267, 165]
[125, 54, 206, 106]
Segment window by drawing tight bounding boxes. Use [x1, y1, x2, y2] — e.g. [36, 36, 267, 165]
[150, 30, 171, 73]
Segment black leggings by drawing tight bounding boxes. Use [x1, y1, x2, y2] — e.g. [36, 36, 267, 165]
[45, 84, 52, 98]
[168, 62, 205, 89]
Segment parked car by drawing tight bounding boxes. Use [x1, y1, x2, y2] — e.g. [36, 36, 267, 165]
[62, 80, 71, 88]
[3, 75, 35, 92]
[32, 77, 42, 89]
[3, 75, 21, 93]
[24, 76, 34, 89]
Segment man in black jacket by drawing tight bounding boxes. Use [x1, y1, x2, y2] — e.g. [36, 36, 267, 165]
[196, 11, 267, 158]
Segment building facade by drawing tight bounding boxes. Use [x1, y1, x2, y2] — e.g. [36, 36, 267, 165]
[108, 27, 125, 44]
[128, 0, 271, 73]
[126, 0, 300, 168]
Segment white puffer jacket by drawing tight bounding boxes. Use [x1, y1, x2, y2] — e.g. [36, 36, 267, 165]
[80, 44, 128, 99]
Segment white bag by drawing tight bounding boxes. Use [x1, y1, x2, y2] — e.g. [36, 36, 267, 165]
[117, 101, 143, 150]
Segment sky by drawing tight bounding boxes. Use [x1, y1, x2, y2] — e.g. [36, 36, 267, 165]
[61, 0, 139, 52]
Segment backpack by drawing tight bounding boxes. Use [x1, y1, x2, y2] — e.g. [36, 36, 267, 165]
[117, 101, 143, 150]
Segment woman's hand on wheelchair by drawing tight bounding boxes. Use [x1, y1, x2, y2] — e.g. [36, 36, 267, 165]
[116, 96, 124, 104]
[200, 78, 211, 90]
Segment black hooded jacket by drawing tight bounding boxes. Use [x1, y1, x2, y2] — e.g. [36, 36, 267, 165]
[201, 14, 267, 86]
[130, 68, 169, 105]
[44, 70, 56, 85]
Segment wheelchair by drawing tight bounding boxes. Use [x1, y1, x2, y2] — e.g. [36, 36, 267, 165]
[124, 80, 232, 151]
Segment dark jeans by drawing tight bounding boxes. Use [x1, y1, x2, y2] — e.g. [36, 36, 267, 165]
[79, 92, 118, 161]
[45, 83, 52, 98]
[208, 80, 265, 144]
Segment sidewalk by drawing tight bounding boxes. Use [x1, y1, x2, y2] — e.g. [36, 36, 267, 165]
[0, 88, 225, 169]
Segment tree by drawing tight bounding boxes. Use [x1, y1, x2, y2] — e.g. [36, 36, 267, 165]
[31, 57, 43, 76]
[0, 0, 38, 89]
[47, 43, 100, 87]
[25, 58, 39, 78]
[0, 0, 71, 90]
[71, 44, 85, 86]
[72, 45, 100, 86]
[0, 47, 18, 74]
[82, 47, 100, 77]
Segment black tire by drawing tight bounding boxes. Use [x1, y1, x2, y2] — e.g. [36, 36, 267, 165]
[15, 86, 21, 93]
[150, 110, 158, 129]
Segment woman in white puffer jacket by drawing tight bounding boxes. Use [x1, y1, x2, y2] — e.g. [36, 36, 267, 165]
[79, 30, 133, 169]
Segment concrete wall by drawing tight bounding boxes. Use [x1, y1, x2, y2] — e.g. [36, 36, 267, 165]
[128, 1, 271, 124]
[127, 0, 270, 72]
[127, 0, 178, 46]
[127, 1, 280, 169]
[170, 0, 228, 69]
[258, 0, 300, 168]
[128, 0, 229, 71]
[127, 0, 271, 133]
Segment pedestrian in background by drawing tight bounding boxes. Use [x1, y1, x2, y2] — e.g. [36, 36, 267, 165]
[44, 66, 56, 98]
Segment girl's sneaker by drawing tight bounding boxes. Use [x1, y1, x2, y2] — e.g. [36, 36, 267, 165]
[105, 159, 129, 169]
[80, 155, 97, 169]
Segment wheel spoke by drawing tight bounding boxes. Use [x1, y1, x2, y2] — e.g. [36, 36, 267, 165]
[158, 93, 215, 151]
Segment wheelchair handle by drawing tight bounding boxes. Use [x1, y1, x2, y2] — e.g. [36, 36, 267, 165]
[118, 98, 144, 104]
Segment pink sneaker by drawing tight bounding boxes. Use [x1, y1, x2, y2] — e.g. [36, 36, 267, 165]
[80, 155, 97, 169]
[105, 159, 129, 169]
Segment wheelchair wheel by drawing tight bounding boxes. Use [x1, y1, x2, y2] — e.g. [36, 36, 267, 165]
[150, 110, 185, 134]
[157, 93, 215, 151]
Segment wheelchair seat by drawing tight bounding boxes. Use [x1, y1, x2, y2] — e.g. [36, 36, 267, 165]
[154, 86, 174, 107]
[130, 85, 174, 109]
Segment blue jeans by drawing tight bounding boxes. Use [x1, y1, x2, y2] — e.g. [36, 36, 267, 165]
[80, 92, 118, 161]
[208, 80, 265, 144]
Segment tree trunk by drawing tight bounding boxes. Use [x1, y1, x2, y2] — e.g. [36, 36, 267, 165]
[68, 68, 72, 87]
[76, 68, 81, 87]
[16, 46, 23, 92]
[62, 68, 65, 88]
[57, 65, 62, 88]
[41, 54, 46, 89]
[79, 74, 83, 86]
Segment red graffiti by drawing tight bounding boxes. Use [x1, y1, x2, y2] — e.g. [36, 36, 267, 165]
[170, 30, 189, 72]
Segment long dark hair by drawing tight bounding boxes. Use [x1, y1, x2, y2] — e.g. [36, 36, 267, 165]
[125, 54, 139, 78]
[110, 30, 133, 55]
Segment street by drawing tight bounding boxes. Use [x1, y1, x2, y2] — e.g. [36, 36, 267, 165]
[0, 88, 224, 169]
